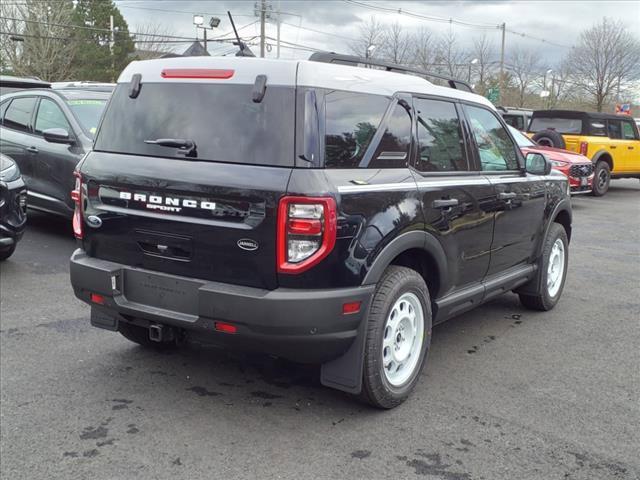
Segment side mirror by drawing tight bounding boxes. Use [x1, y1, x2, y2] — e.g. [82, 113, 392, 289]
[43, 128, 73, 144]
[525, 152, 552, 175]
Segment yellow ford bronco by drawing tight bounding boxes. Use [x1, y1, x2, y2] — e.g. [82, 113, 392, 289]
[528, 110, 640, 196]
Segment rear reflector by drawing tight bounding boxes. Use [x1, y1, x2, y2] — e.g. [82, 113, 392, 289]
[90, 293, 105, 305]
[161, 68, 234, 79]
[342, 301, 361, 315]
[214, 322, 237, 334]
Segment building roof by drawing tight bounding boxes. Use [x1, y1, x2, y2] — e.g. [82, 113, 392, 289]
[182, 41, 210, 57]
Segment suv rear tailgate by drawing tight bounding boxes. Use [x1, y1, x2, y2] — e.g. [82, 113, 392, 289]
[81, 151, 291, 290]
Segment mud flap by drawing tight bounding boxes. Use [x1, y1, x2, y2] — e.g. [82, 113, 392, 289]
[90, 307, 121, 331]
[320, 313, 368, 394]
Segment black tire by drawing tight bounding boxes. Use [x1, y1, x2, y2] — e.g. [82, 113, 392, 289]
[532, 129, 566, 149]
[360, 266, 432, 409]
[519, 223, 569, 311]
[0, 244, 17, 261]
[591, 161, 610, 197]
[118, 322, 176, 350]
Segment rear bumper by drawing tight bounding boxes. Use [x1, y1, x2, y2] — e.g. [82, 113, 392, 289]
[70, 249, 374, 363]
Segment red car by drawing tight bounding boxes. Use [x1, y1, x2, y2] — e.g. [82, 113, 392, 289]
[509, 126, 594, 194]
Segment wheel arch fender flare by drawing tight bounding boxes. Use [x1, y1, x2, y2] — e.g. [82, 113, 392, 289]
[591, 149, 613, 169]
[362, 230, 449, 293]
[543, 199, 572, 253]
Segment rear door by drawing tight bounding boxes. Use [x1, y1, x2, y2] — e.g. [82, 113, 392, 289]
[464, 103, 546, 275]
[0, 96, 38, 185]
[411, 96, 494, 295]
[82, 78, 296, 290]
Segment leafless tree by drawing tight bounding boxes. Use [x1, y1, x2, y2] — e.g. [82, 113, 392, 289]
[471, 34, 494, 95]
[132, 22, 176, 60]
[435, 31, 466, 79]
[507, 47, 542, 107]
[565, 17, 640, 112]
[349, 16, 386, 59]
[381, 21, 411, 64]
[0, 0, 77, 81]
[412, 27, 437, 71]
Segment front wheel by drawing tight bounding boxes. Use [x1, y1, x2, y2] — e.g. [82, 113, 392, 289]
[519, 223, 569, 311]
[0, 244, 17, 261]
[360, 266, 432, 409]
[591, 161, 610, 197]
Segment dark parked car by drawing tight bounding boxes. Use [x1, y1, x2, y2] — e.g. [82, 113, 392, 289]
[0, 89, 109, 217]
[70, 55, 571, 408]
[0, 153, 27, 260]
[0, 75, 50, 96]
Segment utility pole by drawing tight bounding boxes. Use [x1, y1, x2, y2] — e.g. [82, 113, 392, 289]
[259, 0, 266, 58]
[499, 22, 505, 105]
[276, 8, 281, 59]
[203, 28, 207, 53]
[109, 15, 115, 82]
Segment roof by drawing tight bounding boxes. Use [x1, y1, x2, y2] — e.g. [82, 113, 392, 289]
[182, 41, 210, 57]
[532, 109, 632, 121]
[51, 81, 115, 92]
[1, 88, 110, 102]
[117, 56, 495, 109]
[0, 75, 50, 89]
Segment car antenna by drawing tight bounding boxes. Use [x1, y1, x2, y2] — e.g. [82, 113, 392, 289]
[228, 11, 255, 57]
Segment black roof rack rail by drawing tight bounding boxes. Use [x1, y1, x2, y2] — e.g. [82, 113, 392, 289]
[308, 52, 474, 93]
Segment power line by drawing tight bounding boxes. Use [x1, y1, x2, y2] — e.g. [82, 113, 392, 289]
[280, 21, 358, 42]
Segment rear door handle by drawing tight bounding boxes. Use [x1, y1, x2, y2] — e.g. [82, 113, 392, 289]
[26, 146, 38, 153]
[610, 146, 617, 149]
[432, 198, 459, 209]
[498, 192, 517, 200]
[629, 146, 634, 150]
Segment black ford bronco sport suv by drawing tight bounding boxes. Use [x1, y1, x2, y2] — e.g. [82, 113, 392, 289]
[70, 54, 572, 408]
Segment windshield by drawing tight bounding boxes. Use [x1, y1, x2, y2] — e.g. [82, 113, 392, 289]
[508, 125, 535, 147]
[68, 99, 107, 138]
[94, 83, 295, 166]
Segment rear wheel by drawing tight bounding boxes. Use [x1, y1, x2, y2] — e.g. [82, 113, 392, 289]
[519, 223, 568, 311]
[360, 266, 432, 409]
[591, 161, 610, 196]
[0, 244, 17, 261]
[118, 322, 177, 350]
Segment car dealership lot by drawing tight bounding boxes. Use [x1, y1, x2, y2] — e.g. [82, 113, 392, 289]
[1, 181, 638, 480]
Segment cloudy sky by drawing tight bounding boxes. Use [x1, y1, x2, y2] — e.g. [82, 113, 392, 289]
[115, 0, 640, 66]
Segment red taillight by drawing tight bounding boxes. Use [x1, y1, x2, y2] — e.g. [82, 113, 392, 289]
[71, 171, 83, 239]
[161, 68, 234, 79]
[277, 196, 337, 274]
[342, 301, 361, 315]
[90, 293, 105, 305]
[580, 141, 588, 156]
[214, 321, 237, 334]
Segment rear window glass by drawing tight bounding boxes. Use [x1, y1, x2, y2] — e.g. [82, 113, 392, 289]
[324, 91, 389, 168]
[94, 83, 294, 166]
[503, 114, 525, 131]
[529, 117, 582, 134]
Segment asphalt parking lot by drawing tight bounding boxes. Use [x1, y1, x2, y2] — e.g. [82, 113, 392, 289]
[1, 179, 638, 480]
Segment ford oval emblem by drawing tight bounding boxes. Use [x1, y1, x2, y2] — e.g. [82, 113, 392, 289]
[87, 215, 102, 228]
[237, 238, 258, 251]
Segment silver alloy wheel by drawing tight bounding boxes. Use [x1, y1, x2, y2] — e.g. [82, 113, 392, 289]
[382, 292, 424, 387]
[547, 238, 565, 297]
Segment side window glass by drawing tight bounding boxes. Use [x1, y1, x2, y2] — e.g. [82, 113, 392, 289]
[414, 98, 467, 172]
[35, 98, 71, 134]
[369, 101, 412, 168]
[3, 97, 36, 133]
[324, 91, 389, 168]
[607, 120, 622, 139]
[0, 100, 10, 123]
[466, 105, 519, 171]
[622, 122, 636, 140]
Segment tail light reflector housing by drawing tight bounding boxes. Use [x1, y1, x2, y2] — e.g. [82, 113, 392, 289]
[579, 141, 588, 156]
[71, 171, 83, 239]
[277, 196, 337, 274]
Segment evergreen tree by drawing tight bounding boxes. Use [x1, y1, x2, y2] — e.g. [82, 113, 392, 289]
[70, 0, 134, 81]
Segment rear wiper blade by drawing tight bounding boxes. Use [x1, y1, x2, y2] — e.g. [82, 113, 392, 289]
[144, 138, 197, 158]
